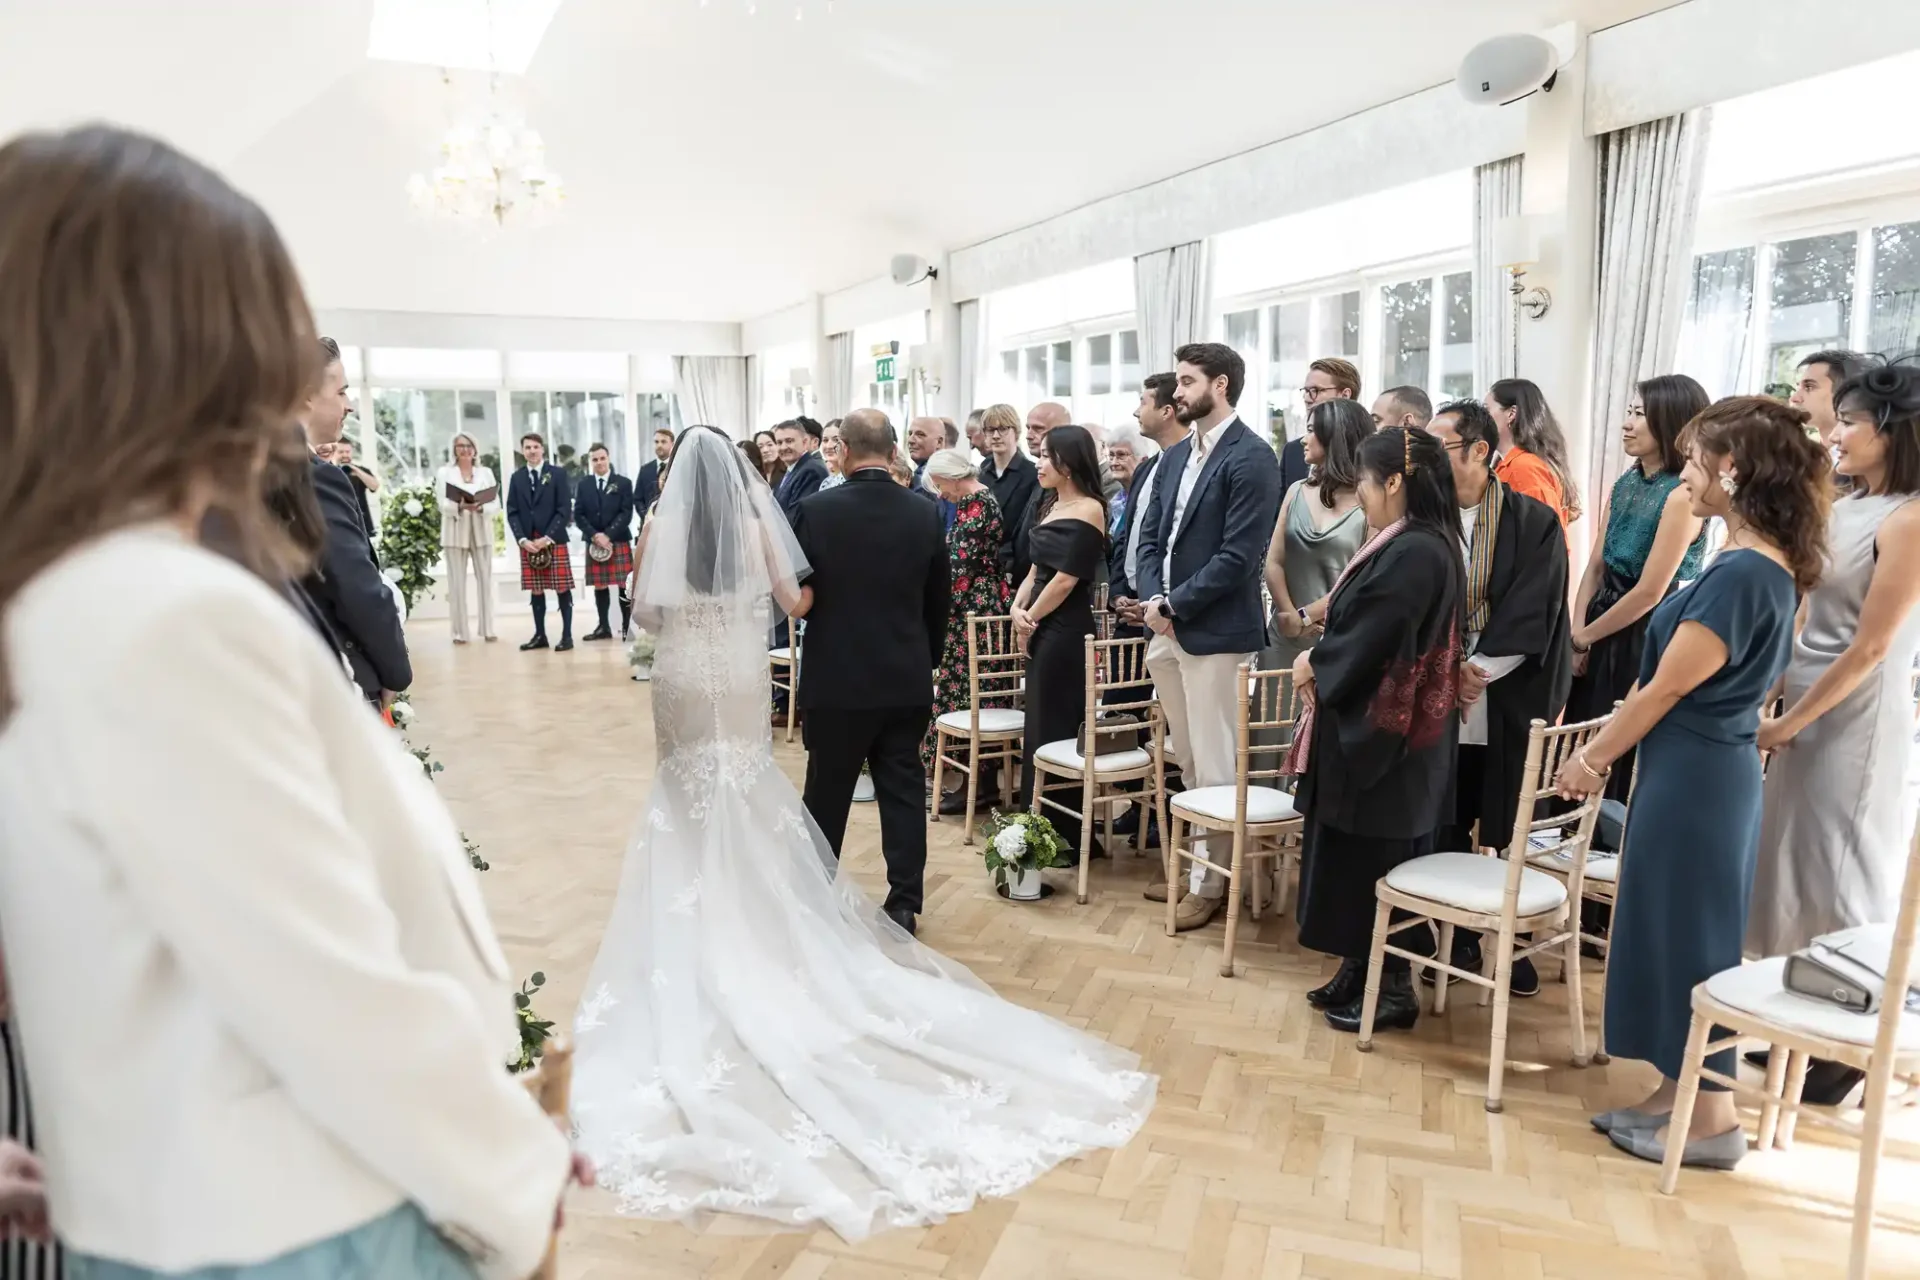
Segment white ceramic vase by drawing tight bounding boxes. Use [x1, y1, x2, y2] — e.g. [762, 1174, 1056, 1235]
[1008, 865, 1043, 901]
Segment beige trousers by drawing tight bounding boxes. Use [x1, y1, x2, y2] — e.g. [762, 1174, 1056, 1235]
[444, 545, 495, 642]
[1146, 630, 1255, 899]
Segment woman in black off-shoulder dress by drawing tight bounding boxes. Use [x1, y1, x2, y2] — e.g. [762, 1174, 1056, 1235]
[1012, 425, 1110, 863]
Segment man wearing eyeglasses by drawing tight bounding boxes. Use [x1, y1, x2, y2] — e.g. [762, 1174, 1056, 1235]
[1284, 358, 1362, 492]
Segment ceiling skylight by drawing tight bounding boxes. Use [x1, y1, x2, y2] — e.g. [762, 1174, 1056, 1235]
[367, 0, 564, 75]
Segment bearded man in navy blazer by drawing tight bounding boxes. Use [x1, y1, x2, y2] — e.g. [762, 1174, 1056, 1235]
[572, 442, 635, 642]
[1134, 342, 1284, 931]
[507, 432, 576, 652]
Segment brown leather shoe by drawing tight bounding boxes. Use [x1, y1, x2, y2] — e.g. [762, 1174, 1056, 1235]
[1172, 892, 1221, 932]
[1144, 865, 1170, 903]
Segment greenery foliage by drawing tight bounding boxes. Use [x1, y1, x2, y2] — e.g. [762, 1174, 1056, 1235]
[378, 484, 441, 613]
[980, 810, 1066, 890]
[511, 972, 553, 1074]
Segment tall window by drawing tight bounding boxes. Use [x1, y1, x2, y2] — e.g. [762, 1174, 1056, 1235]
[1678, 217, 1920, 398]
[367, 388, 490, 483]
[990, 324, 1140, 426]
[1380, 279, 1433, 390]
[511, 391, 626, 481]
[1261, 289, 1361, 446]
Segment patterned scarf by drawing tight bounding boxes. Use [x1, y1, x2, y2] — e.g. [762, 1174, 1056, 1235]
[1464, 477, 1505, 634]
[1282, 519, 1407, 777]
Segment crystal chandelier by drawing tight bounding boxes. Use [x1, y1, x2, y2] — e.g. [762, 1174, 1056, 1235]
[406, 86, 565, 228]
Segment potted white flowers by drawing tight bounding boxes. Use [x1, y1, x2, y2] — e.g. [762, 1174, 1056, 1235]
[981, 810, 1065, 901]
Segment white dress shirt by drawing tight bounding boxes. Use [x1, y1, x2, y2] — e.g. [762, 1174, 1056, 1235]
[0, 525, 568, 1279]
[1459, 502, 1524, 747]
[1162, 417, 1233, 589]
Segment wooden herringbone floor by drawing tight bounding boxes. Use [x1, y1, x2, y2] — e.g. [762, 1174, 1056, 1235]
[407, 618, 1920, 1279]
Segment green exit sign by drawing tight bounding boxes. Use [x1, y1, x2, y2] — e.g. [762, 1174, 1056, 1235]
[875, 355, 896, 383]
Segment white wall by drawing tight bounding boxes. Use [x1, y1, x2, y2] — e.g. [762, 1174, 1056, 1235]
[316, 308, 740, 356]
[984, 258, 1135, 343]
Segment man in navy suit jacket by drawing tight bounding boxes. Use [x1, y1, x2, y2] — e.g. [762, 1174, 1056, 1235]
[773, 417, 828, 524]
[572, 443, 636, 642]
[1135, 343, 1283, 931]
[506, 432, 576, 652]
[633, 425, 673, 525]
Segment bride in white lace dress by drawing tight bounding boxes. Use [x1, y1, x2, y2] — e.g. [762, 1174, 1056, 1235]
[569, 427, 1155, 1240]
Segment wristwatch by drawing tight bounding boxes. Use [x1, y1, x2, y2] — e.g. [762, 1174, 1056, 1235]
[1156, 599, 1175, 621]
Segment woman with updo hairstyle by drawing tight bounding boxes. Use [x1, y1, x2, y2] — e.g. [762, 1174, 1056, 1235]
[921, 448, 1010, 797]
[1556, 396, 1831, 1172]
[1744, 357, 1920, 1104]
[1287, 427, 1465, 1036]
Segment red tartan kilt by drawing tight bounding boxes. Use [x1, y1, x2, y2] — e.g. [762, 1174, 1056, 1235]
[519, 543, 575, 592]
[585, 540, 634, 587]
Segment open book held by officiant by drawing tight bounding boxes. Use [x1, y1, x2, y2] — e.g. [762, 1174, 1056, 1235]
[446, 481, 498, 506]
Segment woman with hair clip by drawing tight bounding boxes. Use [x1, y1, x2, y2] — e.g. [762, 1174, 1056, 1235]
[1564, 374, 1712, 800]
[1745, 358, 1920, 1105]
[1556, 397, 1831, 1171]
[1012, 423, 1109, 863]
[0, 125, 581, 1278]
[1286, 428, 1465, 1034]
[1261, 397, 1373, 674]
[1485, 377, 1581, 526]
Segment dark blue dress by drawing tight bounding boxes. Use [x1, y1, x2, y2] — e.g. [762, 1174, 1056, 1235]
[1605, 550, 1797, 1086]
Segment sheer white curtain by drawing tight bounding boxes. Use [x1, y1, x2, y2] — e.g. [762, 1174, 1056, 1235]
[1673, 247, 1754, 399]
[1134, 241, 1211, 378]
[955, 299, 982, 422]
[673, 356, 750, 439]
[744, 355, 763, 437]
[1473, 156, 1524, 391]
[1589, 108, 1712, 496]
[819, 332, 855, 421]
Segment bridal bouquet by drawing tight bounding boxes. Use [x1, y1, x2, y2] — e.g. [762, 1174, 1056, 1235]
[627, 629, 657, 669]
[981, 810, 1065, 900]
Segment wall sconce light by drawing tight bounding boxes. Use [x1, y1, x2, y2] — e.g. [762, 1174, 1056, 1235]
[788, 365, 814, 409]
[1493, 215, 1552, 320]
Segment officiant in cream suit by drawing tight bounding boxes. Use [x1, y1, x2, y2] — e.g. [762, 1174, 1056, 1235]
[438, 431, 500, 644]
[0, 125, 576, 1279]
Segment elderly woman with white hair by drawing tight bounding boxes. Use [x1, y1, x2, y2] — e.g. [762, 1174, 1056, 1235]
[921, 447, 1013, 811]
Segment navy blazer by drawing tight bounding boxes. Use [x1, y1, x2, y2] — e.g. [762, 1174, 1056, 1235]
[573, 470, 635, 543]
[303, 458, 411, 697]
[1108, 452, 1162, 600]
[633, 459, 662, 524]
[1279, 436, 1310, 494]
[776, 451, 829, 523]
[507, 463, 572, 545]
[1133, 418, 1283, 656]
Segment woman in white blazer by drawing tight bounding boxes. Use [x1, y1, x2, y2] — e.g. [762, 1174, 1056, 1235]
[0, 126, 574, 1279]
[437, 434, 500, 644]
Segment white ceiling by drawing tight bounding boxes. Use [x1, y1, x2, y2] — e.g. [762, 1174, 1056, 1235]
[0, 0, 1680, 325]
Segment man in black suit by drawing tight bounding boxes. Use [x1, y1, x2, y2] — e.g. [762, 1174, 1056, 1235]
[634, 426, 672, 526]
[506, 432, 576, 652]
[300, 339, 410, 705]
[1371, 385, 1433, 431]
[1136, 343, 1284, 929]
[792, 408, 950, 936]
[1280, 357, 1363, 493]
[573, 443, 636, 642]
[773, 416, 828, 522]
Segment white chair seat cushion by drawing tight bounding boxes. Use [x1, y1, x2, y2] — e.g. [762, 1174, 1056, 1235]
[1384, 852, 1568, 917]
[1033, 738, 1151, 774]
[1169, 785, 1298, 825]
[768, 647, 795, 662]
[935, 708, 1024, 735]
[1531, 847, 1619, 883]
[1704, 956, 1920, 1054]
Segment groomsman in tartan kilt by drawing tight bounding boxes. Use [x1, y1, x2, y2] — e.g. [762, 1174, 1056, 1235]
[507, 432, 576, 652]
[574, 442, 636, 641]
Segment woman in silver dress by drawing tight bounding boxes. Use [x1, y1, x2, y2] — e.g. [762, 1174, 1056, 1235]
[1261, 398, 1372, 673]
[1749, 358, 1920, 1104]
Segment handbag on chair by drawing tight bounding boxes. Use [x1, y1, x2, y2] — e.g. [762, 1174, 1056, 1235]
[1080, 711, 1142, 758]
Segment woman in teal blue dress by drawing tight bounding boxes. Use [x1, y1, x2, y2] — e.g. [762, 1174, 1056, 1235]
[1553, 396, 1832, 1172]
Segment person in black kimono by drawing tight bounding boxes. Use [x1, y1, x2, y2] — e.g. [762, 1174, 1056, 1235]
[1287, 427, 1464, 1034]
[1011, 425, 1109, 864]
[573, 444, 636, 641]
[507, 432, 576, 652]
[1422, 398, 1572, 998]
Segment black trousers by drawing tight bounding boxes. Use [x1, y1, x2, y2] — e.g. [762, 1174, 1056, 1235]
[802, 705, 931, 917]
[1437, 744, 1489, 853]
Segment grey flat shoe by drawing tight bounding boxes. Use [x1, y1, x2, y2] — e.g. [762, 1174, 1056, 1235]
[1590, 1107, 1666, 1135]
[1608, 1123, 1746, 1171]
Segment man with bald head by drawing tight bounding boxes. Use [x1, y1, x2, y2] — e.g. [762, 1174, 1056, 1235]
[907, 416, 957, 527]
[791, 408, 950, 937]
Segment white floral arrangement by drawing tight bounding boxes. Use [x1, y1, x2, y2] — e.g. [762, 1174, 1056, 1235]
[628, 629, 658, 668]
[980, 810, 1065, 890]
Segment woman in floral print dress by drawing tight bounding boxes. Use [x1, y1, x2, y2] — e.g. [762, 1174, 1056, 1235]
[923, 451, 1011, 778]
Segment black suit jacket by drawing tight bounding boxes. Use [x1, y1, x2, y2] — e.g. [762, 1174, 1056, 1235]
[507, 463, 572, 544]
[573, 471, 635, 543]
[1108, 453, 1162, 599]
[776, 452, 829, 524]
[791, 469, 948, 711]
[303, 457, 411, 697]
[634, 460, 662, 524]
[1280, 437, 1310, 494]
[979, 452, 1038, 580]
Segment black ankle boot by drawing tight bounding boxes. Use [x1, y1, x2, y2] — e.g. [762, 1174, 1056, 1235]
[1800, 1057, 1867, 1107]
[1306, 958, 1365, 1010]
[1326, 969, 1419, 1033]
